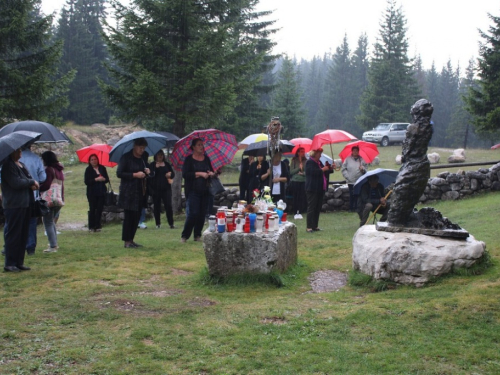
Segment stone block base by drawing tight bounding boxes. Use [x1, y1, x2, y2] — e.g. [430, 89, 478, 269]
[352, 225, 486, 286]
[203, 222, 297, 277]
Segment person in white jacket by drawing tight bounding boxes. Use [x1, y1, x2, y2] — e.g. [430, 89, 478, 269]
[341, 146, 367, 212]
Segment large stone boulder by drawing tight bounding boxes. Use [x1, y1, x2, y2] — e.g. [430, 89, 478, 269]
[352, 225, 486, 286]
[203, 222, 297, 277]
[448, 149, 466, 163]
[427, 152, 440, 164]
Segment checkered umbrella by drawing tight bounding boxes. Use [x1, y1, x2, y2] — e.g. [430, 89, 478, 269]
[170, 129, 238, 171]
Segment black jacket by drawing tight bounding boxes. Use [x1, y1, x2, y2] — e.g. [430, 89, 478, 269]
[148, 160, 175, 195]
[182, 154, 213, 199]
[357, 182, 385, 210]
[248, 160, 270, 192]
[1, 158, 35, 209]
[117, 150, 149, 211]
[305, 158, 331, 192]
[84, 164, 110, 197]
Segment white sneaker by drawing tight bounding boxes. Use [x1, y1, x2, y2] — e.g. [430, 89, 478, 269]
[138, 222, 147, 229]
[156, 225, 161, 229]
[44, 231, 47, 236]
[43, 247, 58, 253]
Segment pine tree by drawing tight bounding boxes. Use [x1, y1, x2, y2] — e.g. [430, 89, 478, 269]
[56, 0, 112, 124]
[101, 0, 276, 137]
[466, 12, 500, 133]
[357, 0, 419, 130]
[432, 60, 459, 147]
[271, 56, 305, 138]
[318, 34, 361, 135]
[0, 0, 74, 125]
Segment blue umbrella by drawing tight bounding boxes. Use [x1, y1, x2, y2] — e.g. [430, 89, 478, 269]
[153, 131, 180, 148]
[109, 131, 169, 163]
[0, 131, 42, 165]
[353, 168, 399, 195]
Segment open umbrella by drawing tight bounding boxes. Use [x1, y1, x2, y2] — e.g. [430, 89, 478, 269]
[76, 144, 117, 167]
[242, 139, 295, 157]
[311, 129, 357, 158]
[109, 131, 169, 163]
[0, 120, 72, 143]
[153, 131, 180, 148]
[353, 168, 399, 195]
[339, 140, 379, 164]
[170, 129, 238, 171]
[491, 143, 500, 150]
[238, 133, 268, 149]
[289, 137, 312, 154]
[0, 131, 42, 165]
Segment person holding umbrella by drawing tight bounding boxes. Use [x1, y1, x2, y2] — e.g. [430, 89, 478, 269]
[305, 147, 333, 233]
[116, 138, 151, 248]
[181, 138, 215, 243]
[341, 146, 367, 212]
[357, 174, 389, 227]
[84, 154, 110, 232]
[148, 149, 175, 229]
[2, 147, 39, 272]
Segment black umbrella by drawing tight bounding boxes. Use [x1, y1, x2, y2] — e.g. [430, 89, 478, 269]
[154, 131, 180, 148]
[242, 140, 295, 157]
[0, 120, 72, 144]
[0, 131, 42, 165]
[353, 168, 399, 195]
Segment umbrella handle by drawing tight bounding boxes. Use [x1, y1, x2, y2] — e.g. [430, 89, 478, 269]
[365, 190, 392, 225]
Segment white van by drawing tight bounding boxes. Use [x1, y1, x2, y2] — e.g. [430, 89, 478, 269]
[362, 123, 410, 147]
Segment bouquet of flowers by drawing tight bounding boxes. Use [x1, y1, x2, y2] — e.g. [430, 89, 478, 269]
[252, 186, 273, 212]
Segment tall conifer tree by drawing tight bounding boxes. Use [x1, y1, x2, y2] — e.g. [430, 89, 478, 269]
[0, 0, 74, 125]
[357, 0, 419, 130]
[466, 12, 500, 133]
[271, 56, 305, 138]
[102, 0, 276, 137]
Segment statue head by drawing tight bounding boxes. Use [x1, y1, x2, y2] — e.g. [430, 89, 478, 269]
[411, 99, 433, 122]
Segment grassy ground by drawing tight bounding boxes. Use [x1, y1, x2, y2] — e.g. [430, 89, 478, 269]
[1, 147, 499, 374]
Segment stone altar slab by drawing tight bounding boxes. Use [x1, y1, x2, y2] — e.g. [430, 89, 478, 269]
[352, 225, 486, 286]
[202, 222, 297, 277]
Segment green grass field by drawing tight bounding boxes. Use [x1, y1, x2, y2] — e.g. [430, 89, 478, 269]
[1, 145, 499, 374]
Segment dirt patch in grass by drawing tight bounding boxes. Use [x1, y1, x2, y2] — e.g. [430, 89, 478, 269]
[133, 289, 184, 297]
[171, 268, 194, 276]
[187, 297, 216, 307]
[260, 316, 287, 325]
[307, 270, 347, 293]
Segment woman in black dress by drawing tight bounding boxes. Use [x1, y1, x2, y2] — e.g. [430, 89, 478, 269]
[84, 154, 109, 232]
[149, 150, 175, 229]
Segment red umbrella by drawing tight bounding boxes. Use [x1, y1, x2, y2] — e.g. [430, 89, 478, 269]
[289, 137, 312, 154]
[76, 144, 117, 167]
[311, 129, 357, 162]
[339, 141, 379, 164]
[170, 129, 238, 171]
[491, 143, 500, 150]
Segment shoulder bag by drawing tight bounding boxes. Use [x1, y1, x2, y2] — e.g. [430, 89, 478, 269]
[40, 168, 64, 207]
[105, 181, 117, 206]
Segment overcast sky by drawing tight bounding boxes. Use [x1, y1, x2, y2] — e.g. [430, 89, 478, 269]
[41, 0, 500, 70]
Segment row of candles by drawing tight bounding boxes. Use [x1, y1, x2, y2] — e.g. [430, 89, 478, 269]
[208, 207, 287, 234]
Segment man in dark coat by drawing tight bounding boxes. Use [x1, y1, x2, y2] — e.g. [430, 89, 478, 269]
[357, 175, 389, 227]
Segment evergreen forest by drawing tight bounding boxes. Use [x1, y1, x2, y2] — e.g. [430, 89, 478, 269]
[2, 0, 500, 148]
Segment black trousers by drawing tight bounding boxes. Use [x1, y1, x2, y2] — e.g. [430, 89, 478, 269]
[292, 181, 307, 214]
[152, 189, 173, 227]
[4, 207, 30, 268]
[88, 194, 105, 230]
[122, 200, 143, 242]
[306, 191, 324, 230]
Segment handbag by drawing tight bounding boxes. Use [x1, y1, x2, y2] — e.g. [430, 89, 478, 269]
[105, 182, 117, 206]
[40, 168, 64, 207]
[31, 198, 50, 217]
[209, 176, 225, 196]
